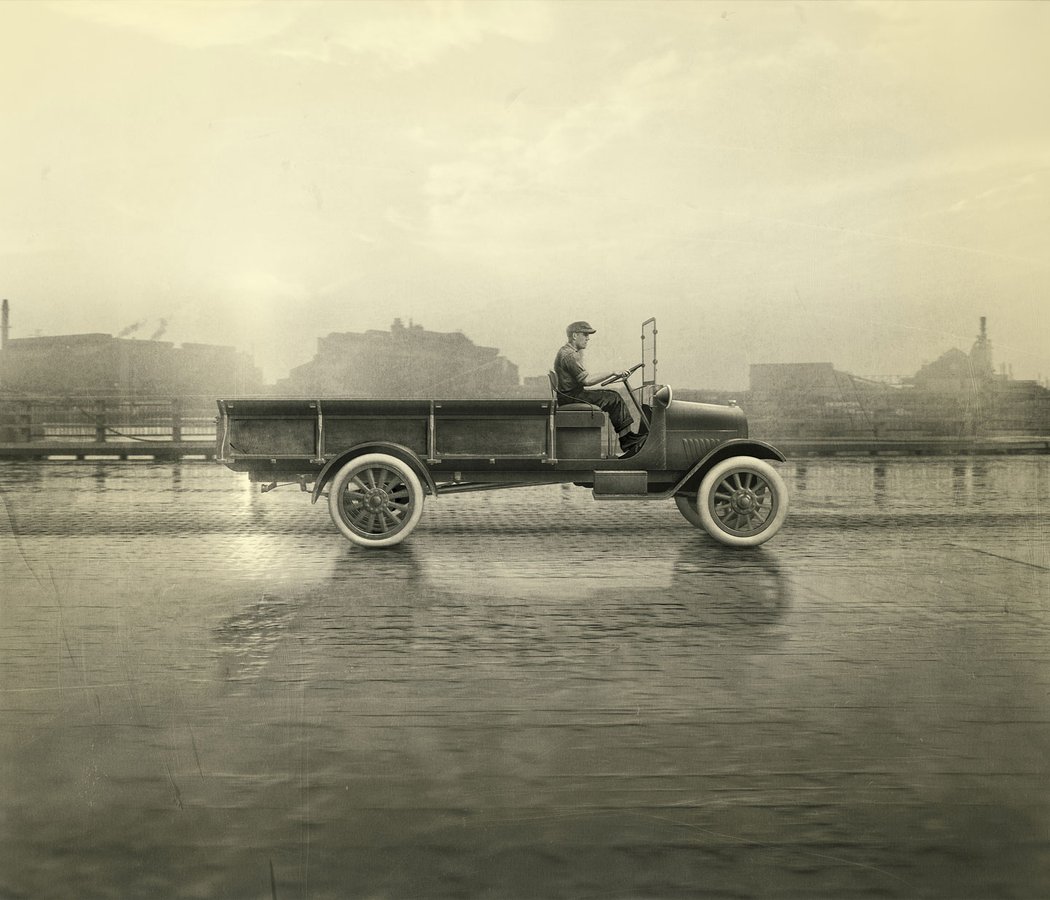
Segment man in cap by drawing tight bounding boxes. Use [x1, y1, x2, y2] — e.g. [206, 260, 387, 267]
[553, 321, 642, 455]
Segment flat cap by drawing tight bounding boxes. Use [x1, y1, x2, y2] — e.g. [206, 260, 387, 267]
[566, 320, 596, 335]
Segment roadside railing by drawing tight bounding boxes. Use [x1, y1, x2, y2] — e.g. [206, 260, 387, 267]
[0, 396, 218, 457]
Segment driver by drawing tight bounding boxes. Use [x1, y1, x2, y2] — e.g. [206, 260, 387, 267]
[554, 321, 642, 455]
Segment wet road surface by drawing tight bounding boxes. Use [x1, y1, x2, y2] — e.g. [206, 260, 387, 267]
[1, 458, 1049, 898]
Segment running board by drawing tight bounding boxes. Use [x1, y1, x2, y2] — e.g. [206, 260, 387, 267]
[592, 470, 648, 496]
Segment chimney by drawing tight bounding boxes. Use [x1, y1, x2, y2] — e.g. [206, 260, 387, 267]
[979, 316, 987, 341]
[1, 298, 8, 349]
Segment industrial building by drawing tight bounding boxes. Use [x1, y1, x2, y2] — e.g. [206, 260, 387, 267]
[744, 318, 1050, 439]
[276, 318, 521, 398]
[0, 299, 262, 398]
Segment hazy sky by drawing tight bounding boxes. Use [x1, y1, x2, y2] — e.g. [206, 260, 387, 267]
[2, 0, 1048, 388]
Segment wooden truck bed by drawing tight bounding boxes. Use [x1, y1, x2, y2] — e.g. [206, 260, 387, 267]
[217, 398, 611, 475]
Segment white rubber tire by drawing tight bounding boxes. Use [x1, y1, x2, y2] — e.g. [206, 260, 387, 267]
[697, 456, 788, 547]
[327, 453, 425, 548]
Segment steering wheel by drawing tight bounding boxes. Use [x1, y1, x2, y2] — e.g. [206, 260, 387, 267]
[599, 362, 644, 387]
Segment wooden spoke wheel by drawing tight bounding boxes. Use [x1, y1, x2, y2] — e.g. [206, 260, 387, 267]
[327, 453, 424, 547]
[696, 456, 788, 547]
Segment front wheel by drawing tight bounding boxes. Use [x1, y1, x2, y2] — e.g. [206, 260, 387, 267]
[696, 456, 788, 547]
[327, 453, 425, 547]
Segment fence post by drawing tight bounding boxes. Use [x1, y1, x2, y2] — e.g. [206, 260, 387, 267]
[22, 399, 39, 442]
[28, 400, 43, 442]
[1, 400, 28, 442]
[171, 398, 182, 443]
[0, 399, 29, 442]
[95, 399, 107, 443]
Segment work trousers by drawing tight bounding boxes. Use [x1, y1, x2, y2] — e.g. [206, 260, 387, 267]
[560, 389, 633, 434]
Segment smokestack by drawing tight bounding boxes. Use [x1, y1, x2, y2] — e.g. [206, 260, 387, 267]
[1, 298, 8, 349]
[979, 316, 987, 341]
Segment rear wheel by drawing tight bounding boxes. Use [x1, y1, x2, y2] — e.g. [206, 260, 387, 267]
[327, 453, 425, 547]
[696, 456, 788, 547]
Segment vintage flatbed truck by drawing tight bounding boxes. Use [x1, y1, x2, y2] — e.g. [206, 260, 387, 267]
[217, 319, 788, 549]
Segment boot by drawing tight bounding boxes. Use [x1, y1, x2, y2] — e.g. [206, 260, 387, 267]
[618, 432, 644, 457]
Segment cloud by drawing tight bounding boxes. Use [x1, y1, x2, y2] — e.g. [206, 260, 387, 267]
[420, 48, 684, 244]
[950, 171, 1040, 214]
[51, 0, 300, 49]
[53, 0, 552, 70]
[226, 269, 305, 299]
[280, 1, 552, 70]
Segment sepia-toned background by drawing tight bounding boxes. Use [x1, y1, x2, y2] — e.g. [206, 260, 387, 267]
[1, 0, 1048, 388]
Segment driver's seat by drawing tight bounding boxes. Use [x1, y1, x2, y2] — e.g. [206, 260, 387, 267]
[547, 370, 608, 458]
[547, 371, 604, 414]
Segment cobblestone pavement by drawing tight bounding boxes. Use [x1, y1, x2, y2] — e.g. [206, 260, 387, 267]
[1, 459, 1049, 899]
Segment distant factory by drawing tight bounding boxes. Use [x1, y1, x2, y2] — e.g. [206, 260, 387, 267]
[0, 299, 262, 398]
[0, 305, 519, 401]
[743, 318, 1050, 439]
[276, 318, 521, 398]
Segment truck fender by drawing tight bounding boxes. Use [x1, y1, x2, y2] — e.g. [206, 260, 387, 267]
[671, 439, 786, 496]
[310, 442, 438, 504]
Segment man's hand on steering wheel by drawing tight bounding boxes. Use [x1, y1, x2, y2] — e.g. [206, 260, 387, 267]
[599, 363, 644, 386]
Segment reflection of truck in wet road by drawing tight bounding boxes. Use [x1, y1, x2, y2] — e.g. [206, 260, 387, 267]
[217, 319, 788, 549]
